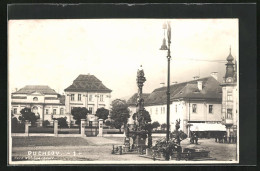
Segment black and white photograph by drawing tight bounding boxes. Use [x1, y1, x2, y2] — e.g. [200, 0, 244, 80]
[7, 4, 250, 165]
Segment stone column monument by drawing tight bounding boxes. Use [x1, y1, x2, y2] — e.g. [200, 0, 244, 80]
[134, 65, 147, 152]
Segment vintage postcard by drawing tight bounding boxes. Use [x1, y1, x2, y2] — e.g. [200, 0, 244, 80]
[8, 5, 240, 165]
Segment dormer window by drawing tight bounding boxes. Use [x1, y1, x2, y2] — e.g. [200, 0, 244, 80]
[33, 97, 38, 101]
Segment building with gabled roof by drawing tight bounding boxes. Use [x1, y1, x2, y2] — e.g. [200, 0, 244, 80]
[127, 74, 225, 137]
[11, 85, 65, 126]
[64, 74, 112, 126]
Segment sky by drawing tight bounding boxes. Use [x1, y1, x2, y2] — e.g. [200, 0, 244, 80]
[8, 19, 238, 100]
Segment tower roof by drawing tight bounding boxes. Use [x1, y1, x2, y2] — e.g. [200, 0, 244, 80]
[226, 46, 234, 62]
[64, 74, 112, 92]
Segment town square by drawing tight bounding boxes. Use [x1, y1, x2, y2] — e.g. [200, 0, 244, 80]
[9, 17, 239, 164]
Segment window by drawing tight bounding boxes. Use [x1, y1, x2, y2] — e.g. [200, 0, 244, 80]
[100, 95, 104, 102]
[60, 108, 64, 115]
[227, 92, 233, 101]
[78, 94, 81, 101]
[71, 94, 74, 101]
[192, 104, 197, 113]
[71, 107, 74, 112]
[89, 107, 93, 114]
[89, 95, 93, 101]
[14, 108, 17, 114]
[156, 108, 158, 114]
[161, 107, 163, 114]
[53, 109, 56, 115]
[150, 108, 152, 115]
[33, 97, 38, 101]
[46, 109, 49, 114]
[175, 105, 177, 112]
[209, 105, 213, 114]
[227, 109, 232, 119]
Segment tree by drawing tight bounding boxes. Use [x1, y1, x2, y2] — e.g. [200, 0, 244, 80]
[19, 107, 39, 126]
[55, 117, 68, 128]
[71, 107, 89, 125]
[152, 121, 160, 130]
[132, 109, 151, 124]
[71, 107, 89, 133]
[95, 107, 109, 121]
[161, 123, 167, 130]
[42, 120, 50, 127]
[110, 99, 130, 132]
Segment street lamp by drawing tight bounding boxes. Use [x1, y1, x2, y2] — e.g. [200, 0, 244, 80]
[160, 21, 171, 160]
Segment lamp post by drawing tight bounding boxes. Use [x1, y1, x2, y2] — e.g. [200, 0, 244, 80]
[160, 21, 171, 160]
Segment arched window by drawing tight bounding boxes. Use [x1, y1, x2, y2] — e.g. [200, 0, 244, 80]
[33, 97, 38, 101]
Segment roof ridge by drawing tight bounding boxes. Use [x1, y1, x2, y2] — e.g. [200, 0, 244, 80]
[153, 76, 211, 92]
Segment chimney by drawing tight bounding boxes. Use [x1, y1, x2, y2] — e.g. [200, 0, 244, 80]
[211, 72, 218, 80]
[197, 81, 203, 91]
[12, 88, 18, 93]
[193, 76, 200, 80]
[172, 81, 178, 85]
[160, 83, 165, 87]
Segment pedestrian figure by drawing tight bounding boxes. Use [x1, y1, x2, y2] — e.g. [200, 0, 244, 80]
[215, 133, 218, 142]
[223, 134, 227, 143]
[194, 133, 198, 145]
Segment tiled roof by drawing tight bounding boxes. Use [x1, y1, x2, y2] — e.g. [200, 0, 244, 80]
[12, 85, 58, 95]
[127, 93, 150, 106]
[64, 74, 112, 93]
[11, 96, 27, 99]
[128, 76, 222, 106]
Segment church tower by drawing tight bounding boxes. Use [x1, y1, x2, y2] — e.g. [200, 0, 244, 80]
[221, 46, 238, 143]
[224, 47, 236, 83]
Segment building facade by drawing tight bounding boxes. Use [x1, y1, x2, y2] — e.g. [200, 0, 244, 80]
[64, 74, 112, 125]
[11, 85, 65, 126]
[221, 48, 238, 140]
[127, 74, 225, 137]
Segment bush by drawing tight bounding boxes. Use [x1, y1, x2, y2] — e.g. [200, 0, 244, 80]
[161, 123, 167, 130]
[11, 117, 18, 128]
[54, 117, 68, 128]
[11, 118, 25, 133]
[105, 120, 111, 127]
[42, 120, 50, 127]
[152, 121, 160, 129]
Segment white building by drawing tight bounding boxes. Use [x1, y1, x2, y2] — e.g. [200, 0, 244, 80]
[64, 74, 112, 125]
[221, 48, 238, 140]
[11, 85, 65, 126]
[127, 74, 225, 137]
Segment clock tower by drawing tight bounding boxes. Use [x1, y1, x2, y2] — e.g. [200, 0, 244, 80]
[221, 46, 238, 144]
[224, 46, 237, 83]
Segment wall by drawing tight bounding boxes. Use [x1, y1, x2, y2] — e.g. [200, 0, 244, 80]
[65, 91, 111, 114]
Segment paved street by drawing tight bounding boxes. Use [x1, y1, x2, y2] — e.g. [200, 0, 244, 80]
[11, 136, 237, 162]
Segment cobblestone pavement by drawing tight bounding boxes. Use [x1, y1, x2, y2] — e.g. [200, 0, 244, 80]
[11, 136, 237, 163]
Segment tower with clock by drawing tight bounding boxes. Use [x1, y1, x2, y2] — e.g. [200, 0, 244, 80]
[221, 46, 238, 144]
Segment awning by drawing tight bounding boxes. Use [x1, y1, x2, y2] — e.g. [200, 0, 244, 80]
[190, 123, 226, 131]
